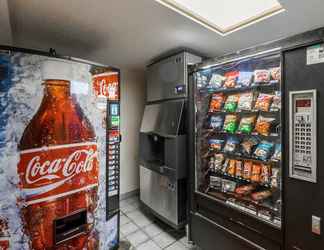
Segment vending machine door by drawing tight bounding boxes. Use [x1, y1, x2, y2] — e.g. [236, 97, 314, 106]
[284, 43, 324, 250]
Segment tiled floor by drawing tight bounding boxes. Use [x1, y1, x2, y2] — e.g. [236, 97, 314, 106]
[119, 195, 199, 250]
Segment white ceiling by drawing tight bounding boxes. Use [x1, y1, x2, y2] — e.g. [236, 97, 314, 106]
[5, 0, 324, 70]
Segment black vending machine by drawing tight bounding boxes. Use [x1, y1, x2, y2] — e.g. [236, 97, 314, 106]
[188, 28, 324, 250]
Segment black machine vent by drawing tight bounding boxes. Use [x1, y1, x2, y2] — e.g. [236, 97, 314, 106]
[54, 209, 88, 245]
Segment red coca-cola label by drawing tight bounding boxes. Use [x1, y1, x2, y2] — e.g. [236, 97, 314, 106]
[92, 72, 119, 100]
[0, 239, 9, 250]
[18, 142, 99, 205]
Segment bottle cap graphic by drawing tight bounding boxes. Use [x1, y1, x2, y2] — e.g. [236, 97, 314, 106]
[41, 59, 73, 81]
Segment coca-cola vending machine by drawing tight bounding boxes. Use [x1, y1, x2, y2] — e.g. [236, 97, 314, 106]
[0, 47, 121, 250]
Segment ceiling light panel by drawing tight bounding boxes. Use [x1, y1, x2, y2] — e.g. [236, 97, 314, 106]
[155, 0, 285, 35]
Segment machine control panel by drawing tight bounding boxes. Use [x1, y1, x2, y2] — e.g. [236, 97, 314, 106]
[289, 90, 317, 182]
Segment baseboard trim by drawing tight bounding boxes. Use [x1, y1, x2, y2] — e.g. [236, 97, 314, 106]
[120, 189, 139, 201]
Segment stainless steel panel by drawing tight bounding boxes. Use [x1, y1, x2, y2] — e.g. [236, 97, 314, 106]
[140, 166, 178, 225]
[147, 53, 186, 102]
[140, 100, 184, 136]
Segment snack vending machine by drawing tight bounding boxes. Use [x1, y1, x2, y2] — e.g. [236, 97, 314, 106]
[188, 51, 284, 250]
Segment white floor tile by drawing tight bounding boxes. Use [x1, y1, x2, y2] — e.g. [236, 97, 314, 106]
[121, 203, 139, 214]
[126, 230, 149, 247]
[133, 215, 153, 228]
[121, 221, 139, 236]
[165, 241, 187, 250]
[136, 240, 161, 250]
[142, 223, 163, 238]
[153, 232, 177, 249]
[120, 215, 131, 226]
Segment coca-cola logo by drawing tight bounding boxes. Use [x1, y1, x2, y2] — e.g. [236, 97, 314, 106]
[25, 148, 97, 186]
[18, 143, 99, 204]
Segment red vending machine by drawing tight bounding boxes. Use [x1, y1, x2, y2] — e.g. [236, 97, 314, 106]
[0, 46, 120, 250]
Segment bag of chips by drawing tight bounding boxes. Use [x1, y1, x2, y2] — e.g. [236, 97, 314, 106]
[209, 139, 224, 151]
[260, 164, 271, 185]
[238, 115, 256, 134]
[209, 93, 225, 112]
[270, 91, 281, 111]
[223, 114, 238, 133]
[251, 163, 262, 182]
[251, 190, 272, 201]
[241, 137, 259, 156]
[237, 71, 253, 87]
[210, 115, 224, 131]
[270, 67, 281, 82]
[237, 92, 254, 111]
[243, 161, 253, 180]
[254, 93, 274, 111]
[223, 136, 240, 154]
[254, 115, 276, 136]
[235, 184, 255, 195]
[224, 94, 239, 112]
[254, 69, 270, 83]
[214, 153, 225, 171]
[253, 141, 274, 161]
[224, 71, 239, 88]
[208, 157, 215, 170]
[209, 73, 225, 89]
[271, 144, 282, 161]
[271, 168, 280, 188]
[222, 179, 237, 193]
[226, 159, 236, 176]
[235, 160, 243, 178]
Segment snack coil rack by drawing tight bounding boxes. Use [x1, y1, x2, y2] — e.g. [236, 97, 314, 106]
[194, 53, 282, 227]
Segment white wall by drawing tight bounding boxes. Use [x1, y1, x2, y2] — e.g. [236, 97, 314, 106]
[120, 69, 146, 195]
[0, 0, 12, 45]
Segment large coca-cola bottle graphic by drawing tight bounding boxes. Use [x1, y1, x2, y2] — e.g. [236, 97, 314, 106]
[17, 59, 99, 250]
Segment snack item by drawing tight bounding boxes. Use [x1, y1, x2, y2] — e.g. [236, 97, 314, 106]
[210, 176, 222, 190]
[235, 160, 243, 178]
[223, 114, 238, 133]
[223, 136, 240, 153]
[243, 161, 253, 180]
[237, 71, 253, 87]
[224, 94, 239, 112]
[235, 184, 255, 195]
[241, 137, 259, 156]
[224, 71, 239, 88]
[209, 139, 224, 151]
[271, 144, 282, 161]
[271, 168, 280, 188]
[254, 93, 274, 111]
[251, 190, 272, 201]
[254, 115, 276, 136]
[209, 74, 225, 89]
[208, 157, 215, 170]
[226, 159, 236, 176]
[196, 73, 207, 89]
[260, 164, 271, 184]
[270, 91, 281, 111]
[251, 163, 262, 182]
[254, 69, 270, 83]
[221, 159, 229, 172]
[238, 115, 256, 134]
[222, 179, 237, 193]
[214, 154, 225, 170]
[209, 93, 225, 112]
[253, 141, 274, 161]
[210, 115, 224, 131]
[270, 67, 281, 81]
[237, 92, 254, 111]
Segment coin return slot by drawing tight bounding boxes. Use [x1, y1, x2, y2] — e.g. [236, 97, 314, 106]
[54, 209, 88, 246]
